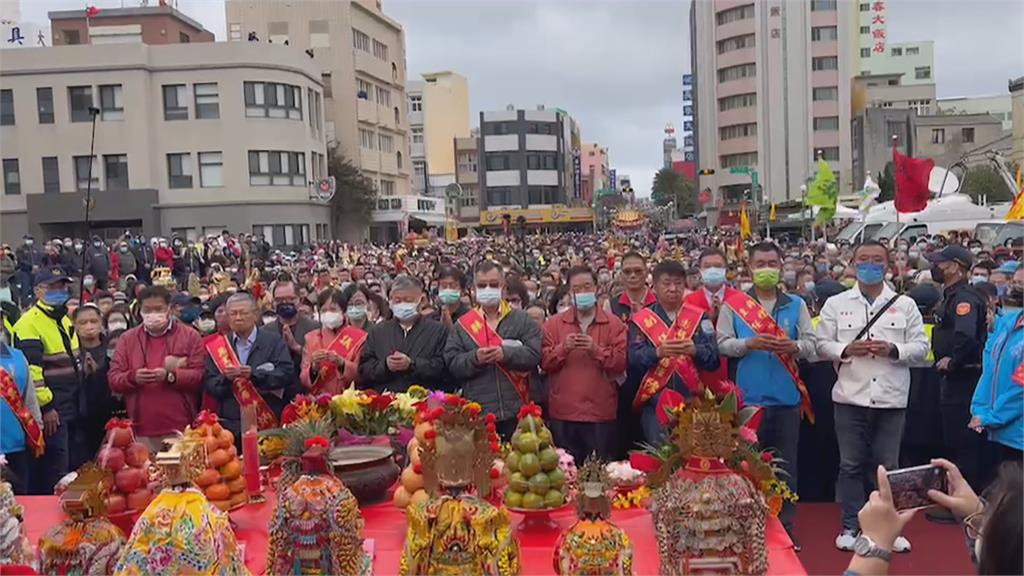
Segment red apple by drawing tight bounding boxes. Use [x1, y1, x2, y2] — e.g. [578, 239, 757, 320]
[114, 467, 143, 494]
[124, 442, 149, 468]
[97, 446, 125, 472]
[126, 487, 153, 511]
[105, 493, 127, 515]
[108, 427, 133, 448]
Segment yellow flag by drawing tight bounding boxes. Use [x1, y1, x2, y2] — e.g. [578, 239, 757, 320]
[1009, 166, 1024, 221]
[740, 200, 751, 239]
[769, 203, 777, 221]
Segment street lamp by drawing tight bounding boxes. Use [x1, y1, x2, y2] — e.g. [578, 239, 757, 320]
[515, 215, 528, 274]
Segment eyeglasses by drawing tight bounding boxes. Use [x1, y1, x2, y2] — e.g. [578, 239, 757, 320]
[622, 268, 645, 277]
[963, 498, 987, 540]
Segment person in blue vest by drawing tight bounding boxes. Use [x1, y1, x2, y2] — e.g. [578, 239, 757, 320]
[0, 339, 41, 495]
[716, 241, 816, 550]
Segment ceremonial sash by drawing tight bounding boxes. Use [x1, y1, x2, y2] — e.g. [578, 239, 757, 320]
[203, 333, 278, 430]
[458, 308, 530, 404]
[722, 290, 815, 423]
[0, 367, 44, 457]
[313, 326, 367, 393]
[630, 306, 703, 411]
[1015, 316, 1024, 387]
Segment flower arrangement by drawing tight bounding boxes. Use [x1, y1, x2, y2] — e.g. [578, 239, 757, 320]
[329, 385, 398, 438]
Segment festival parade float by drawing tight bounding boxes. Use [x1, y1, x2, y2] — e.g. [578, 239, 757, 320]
[554, 454, 633, 576]
[399, 393, 520, 576]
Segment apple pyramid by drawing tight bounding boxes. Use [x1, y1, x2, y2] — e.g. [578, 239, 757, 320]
[502, 403, 567, 510]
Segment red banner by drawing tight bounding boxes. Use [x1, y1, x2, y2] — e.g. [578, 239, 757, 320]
[630, 306, 703, 411]
[458, 308, 529, 404]
[0, 367, 44, 457]
[314, 326, 366, 393]
[203, 333, 278, 430]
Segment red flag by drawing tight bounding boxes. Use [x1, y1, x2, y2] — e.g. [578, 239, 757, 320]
[85, 6, 100, 18]
[893, 143, 933, 213]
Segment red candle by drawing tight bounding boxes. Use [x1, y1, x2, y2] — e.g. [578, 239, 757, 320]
[242, 430, 261, 495]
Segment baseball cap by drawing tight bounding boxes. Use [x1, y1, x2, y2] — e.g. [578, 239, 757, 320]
[996, 261, 1020, 274]
[170, 293, 201, 307]
[34, 267, 72, 287]
[924, 245, 973, 269]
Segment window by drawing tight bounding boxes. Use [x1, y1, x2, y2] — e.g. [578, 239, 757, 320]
[719, 152, 757, 169]
[409, 94, 422, 112]
[915, 66, 931, 79]
[860, 25, 870, 34]
[719, 123, 757, 140]
[812, 56, 839, 71]
[860, 48, 871, 58]
[179, 32, 190, 43]
[860, 2, 869, 10]
[310, 20, 329, 48]
[483, 121, 516, 136]
[244, 82, 302, 119]
[413, 160, 426, 176]
[375, 86, 390, 107]
[457, 152, 477, 173]
[163, 84, 187, 120]
[36, 87, 53, 124]
[229, 22, 241, 42]
[906, 46, 920, 55]
[813, 116, 840, 131]
[98, 84, 123, 121]
[819, 147, 840, 161]
[357, 79, 372, 100]
[248, 150, 306, 186]
[372, 39, 388, 60]
[962, 127, 975, 143]
[486, 187, 514, 206]
[167, 153, 193, 188]
[528, 186, 562, 205]
[811, 0, 837, 11]
[526, 153, 558, 170]
[360, 129, 375, 149]
[526, 122, 554, 135]
[718, 63, 756, 83]
[812, 86, 839, 101]
[103, 154, 128, 190]
[411, 126, 424, 144]
[379, 180, 395, 196]
[42, 157, 59, 193]
[322, 73, 333, 98]
[3, 159, 20, 195]
[931, 128, 945, 144]
[69, 86, 93, 122]
[0, 89, 12, 125]
[811, 26, 838, 42]
[417, 198, 437, 211]
[718, 92, 757, 111]
[74, 155, 99, 191]
[268, 21, 289, 44]
[888, 79, 898, 86]
[485, 154, 519, 171]
[891, 47, 903, 56]
[716, 4, 754, 25]
[194, 83, 219, 119]
[352, 28, 370, 52]
[198, 152, 223, 187]
[717, 33, 754, 54]
[378, 134, 394, 153]
[63, 29, 80, 45]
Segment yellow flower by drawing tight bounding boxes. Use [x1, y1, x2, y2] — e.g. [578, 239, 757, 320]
[394, 392, 419, 420]
[405, 385, 428, 399]
[332, 386, 365, 417]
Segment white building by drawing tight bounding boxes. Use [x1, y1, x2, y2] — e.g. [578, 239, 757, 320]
[938, 94, 1013, 131]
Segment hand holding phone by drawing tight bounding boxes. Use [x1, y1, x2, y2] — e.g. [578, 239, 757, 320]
[886, 464, 949, 511]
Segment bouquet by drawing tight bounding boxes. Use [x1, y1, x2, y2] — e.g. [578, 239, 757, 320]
[330, 385, 400, 439]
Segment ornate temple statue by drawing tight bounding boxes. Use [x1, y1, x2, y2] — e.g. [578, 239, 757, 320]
[37, 463, 126, 575]
[114, 439, 249, 576]
[0, 474, 33, 567]
[554, 455, 633, 576]
[399, 395, 520, 576]
[647, 388, 773, 576]
[267, 435, 370, 576]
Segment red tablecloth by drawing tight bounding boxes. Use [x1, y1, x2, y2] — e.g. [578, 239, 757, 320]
[20, 494, 805, 575]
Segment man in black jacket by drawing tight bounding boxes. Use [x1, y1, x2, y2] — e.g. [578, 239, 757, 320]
[359, 275, 448, 392]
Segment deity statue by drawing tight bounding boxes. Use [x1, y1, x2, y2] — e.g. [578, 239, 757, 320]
[554, 454, 633, 576]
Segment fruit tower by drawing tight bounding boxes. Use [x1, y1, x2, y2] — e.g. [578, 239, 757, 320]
[95, 418, 155, 514]
[182, 411, 247, 511]
[503, 403, 567, 510]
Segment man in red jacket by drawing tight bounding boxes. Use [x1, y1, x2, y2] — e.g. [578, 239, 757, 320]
[682, 248, 735, 390]
[108, 285, 206, 451]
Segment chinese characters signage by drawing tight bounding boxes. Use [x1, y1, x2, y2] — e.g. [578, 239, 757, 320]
[870, 1, 886, 54]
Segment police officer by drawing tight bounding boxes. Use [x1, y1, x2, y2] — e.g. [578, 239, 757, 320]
[924, 245, 991, 522]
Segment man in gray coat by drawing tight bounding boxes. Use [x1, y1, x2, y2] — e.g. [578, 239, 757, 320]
[445, 260, 542, 439]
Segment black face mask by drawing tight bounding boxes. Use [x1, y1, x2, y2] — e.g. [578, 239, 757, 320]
[276, 302, 298, 320]
[930, 264, 946, 284]
[1006, 286, 1023, 308]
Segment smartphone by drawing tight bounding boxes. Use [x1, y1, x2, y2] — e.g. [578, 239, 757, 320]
[886, 464, 948, 511]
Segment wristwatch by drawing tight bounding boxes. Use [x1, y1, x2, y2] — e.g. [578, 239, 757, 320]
[853, 535, 891, 562]
[166, 370, 176, 384]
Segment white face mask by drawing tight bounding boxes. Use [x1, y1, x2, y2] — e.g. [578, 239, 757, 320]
[107, 320, 128, 332]
[142, 312, 168, 333]
[320, 310, 344, 330]
[476, 287, 502, 306]
[196, 318, 216, 333]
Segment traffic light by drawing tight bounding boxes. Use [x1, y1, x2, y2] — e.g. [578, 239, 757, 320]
[622, 185, 634, 195]
[698, 168, 715, 176]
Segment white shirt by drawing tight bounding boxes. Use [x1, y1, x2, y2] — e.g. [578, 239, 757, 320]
[815, 284, 929, 409]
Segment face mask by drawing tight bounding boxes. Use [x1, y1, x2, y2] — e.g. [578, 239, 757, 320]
[93, 241, 102, 248]
[276, 302, 298, 320]
[752, 268, 780, 289]
[84, 277, 95, 289]
[43, 290, 70, 306]
[74, 244, 83, 252]
[262, 314, 277, 325]
[120, 247, 128, 253]
[142, 312, 168, 332]
[106, 348, 116, 359]
[107, 320, 128, 332]
[573, 292, 597, 310]
[1006, 286, 1023, 308]
[782, 270, 797, 285]
[476, 287, 502, 306]
[930, 264, 946, 284]
[816, 263, 828, 274]
[196, 318, 217, 333]
[0, 286, 10, 303]
[391, 301, 419, 322]
[24, 240, 33, 246]
[320, 310, 345, 329]
[597, 274, 611, 284]
[740, 281, 754, 292]
[970, 275, 987, 285]
[701, 267, 726, 288]
[439, 288, 461, 305]
[841, 278, 856, 288]
[855, 262, 885, 285]
[803, 281, 816, 293]
[346, 305, 367, 320]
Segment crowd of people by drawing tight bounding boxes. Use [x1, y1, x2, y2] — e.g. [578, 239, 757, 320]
[0, 225, 1021, 570]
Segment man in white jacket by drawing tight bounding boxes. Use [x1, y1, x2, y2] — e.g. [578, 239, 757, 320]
[815, 241, 929, 553]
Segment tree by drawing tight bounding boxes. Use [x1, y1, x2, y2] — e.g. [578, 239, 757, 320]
[651, 167, 698, 218]
[875, 161, 895, 203]
[327, 144, 377, 239]
[959, 164, 1014, 203]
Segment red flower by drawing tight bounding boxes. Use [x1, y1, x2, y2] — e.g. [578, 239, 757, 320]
[489, 467, 500, 479]
[424, 430, 437, 441]
[489, 441, 500, 453]
[629, 452, 662, 474]
[429, 408, 444, 421]
[104, 417, 132, 430]
[517, 403, 543, 420]
[371, 394, 395, 411]
[760, 452, 773, 463]
[315, 394, 332, 407]
[195, 410, 219, 426]
[485, 422, 496, 433]
[413, 463, 423, 475]
[465, 403, 481, 416]
[485, 413, 497, 424]
[304, 436, 329, 448]
[281, 405, 298, 425]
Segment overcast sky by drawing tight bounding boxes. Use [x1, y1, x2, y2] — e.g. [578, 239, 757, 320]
[16, 0, 1024, 196]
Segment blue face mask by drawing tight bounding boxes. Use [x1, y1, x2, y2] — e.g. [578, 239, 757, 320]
[391, 301, 419, 321]
[43, 289, 70, 306]
[573, 292, 597, 311]
[970, 275, 987, 286]
[439, 289, 462, 305]
[701, 267, 727, 288]
[346, 305, 367, 320]
[855, 262, 885, 285]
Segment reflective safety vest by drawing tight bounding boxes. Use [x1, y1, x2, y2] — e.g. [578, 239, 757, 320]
[12, 302, 78, 412]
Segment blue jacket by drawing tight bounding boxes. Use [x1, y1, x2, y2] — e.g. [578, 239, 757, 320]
[627, 302, 720, 401]
[0, 343, 32, 455]
[731, 291, 805, 407]
[971, 309, 1023, 451]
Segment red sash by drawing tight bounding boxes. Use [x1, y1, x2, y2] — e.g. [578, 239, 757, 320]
[631, 306, 704, 411]
[458, 308, 530, 404]
[203, 333, 278, 430]
[723, 290, 815, 423]
[0, 367, 44, 457]
[314, 326, 366, 393]
[1014, 316, 1024, 387]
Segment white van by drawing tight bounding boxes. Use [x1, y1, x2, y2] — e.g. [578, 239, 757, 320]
[835, 195, 1009, 245]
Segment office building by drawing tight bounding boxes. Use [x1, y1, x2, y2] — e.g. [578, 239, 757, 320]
[937, 94, 1013, 131]
[453, 136, 480, 230]
[691, 0, 855, 226]
[226, 0, 412, 207]
[580, 143, 609, 204]
[1011, 77, 1023, 165]
[852, 73, 936, 116]
[407, 71, 470, 195]
[0, 40, 328, 246]
[851, 108, 916, 195]
[854, 40, 934, 86]
[49, 4, 214, 45]
[916, 114, 1009, 168]
[662, 124, 678, 168]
